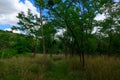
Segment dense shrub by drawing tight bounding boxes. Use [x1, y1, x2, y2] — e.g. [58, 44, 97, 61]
[0, 49, 17, 58]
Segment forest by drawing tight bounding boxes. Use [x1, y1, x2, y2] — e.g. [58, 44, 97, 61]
[0, 0, 120, 80]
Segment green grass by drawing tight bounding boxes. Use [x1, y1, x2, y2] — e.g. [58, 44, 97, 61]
[0, 54, 120, 80]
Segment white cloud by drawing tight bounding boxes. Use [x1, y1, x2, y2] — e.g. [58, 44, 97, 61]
[55, 28, 66, 39]
[0, 0, 39, 25]
[94, 14, 106, 21]
[4, 28, 21, 34]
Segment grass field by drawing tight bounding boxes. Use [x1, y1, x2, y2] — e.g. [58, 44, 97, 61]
[0, 54, 120, 80]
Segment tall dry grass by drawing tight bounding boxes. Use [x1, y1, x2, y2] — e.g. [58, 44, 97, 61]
[85, 55, 120, 80]
[0, 54, 120, 80]
[0, 54, 49, 80]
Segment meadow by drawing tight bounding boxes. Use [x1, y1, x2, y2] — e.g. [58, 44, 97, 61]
[0, 54, 120, 80]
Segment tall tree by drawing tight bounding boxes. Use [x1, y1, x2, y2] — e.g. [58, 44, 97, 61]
[34, 0, 46, 59]
[99, 1, 120, 54]
[47, 0, 112, 67]
[12, 9, 40, 56]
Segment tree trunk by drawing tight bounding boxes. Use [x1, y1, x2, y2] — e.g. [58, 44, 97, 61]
[81, 26, 85, 67]
[33, 38, 38, 57]
[40, 7, 46, 61]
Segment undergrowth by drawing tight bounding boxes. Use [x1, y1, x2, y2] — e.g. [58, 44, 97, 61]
[0, 54, 120, 80]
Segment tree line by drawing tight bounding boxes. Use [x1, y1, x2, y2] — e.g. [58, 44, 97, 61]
[0, 0, 120, 67]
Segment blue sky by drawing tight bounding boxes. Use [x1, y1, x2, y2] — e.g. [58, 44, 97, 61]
[20, 0, 34, 4]
[0, 24, 12, 30]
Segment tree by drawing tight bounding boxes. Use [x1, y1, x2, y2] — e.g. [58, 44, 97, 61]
[34, 0, 47, 59]
[12, 9, 40, 56]
[47, 0, 111, 67]
[98, 1, 120, 55]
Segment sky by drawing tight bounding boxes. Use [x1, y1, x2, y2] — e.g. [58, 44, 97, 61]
[0, 0, 119, 33]
[0, 0, 39, 33]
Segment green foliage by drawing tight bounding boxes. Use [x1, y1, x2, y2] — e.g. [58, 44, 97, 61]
[46, 0, 120, 56]
[0, 30, 35, 57]
[0, 49, 17, 58]
[10, 0, 120, 57]
[13, 9, 40, 37]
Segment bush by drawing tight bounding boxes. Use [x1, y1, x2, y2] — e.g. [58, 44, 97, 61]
[0, 49, 17, 58]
